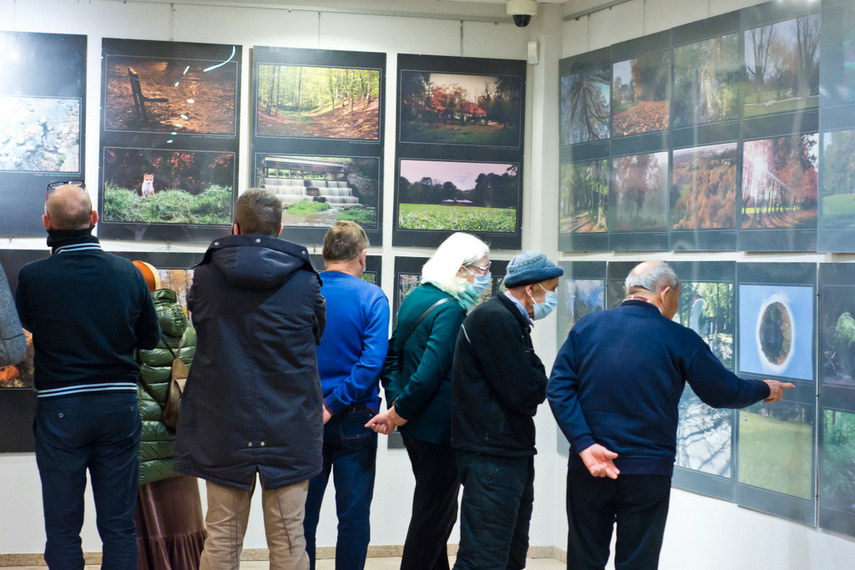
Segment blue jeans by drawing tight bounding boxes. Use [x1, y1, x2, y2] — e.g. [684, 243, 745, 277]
[34, 392, 141, 570]
[304, 408, 377, 570]
[453, 451, 534, 570]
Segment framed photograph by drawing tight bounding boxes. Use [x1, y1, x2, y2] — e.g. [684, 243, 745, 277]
[99, 38, 242, 243]
[819, 406, 855, 537]
[399, 70, 522, 148]
[100, 147, 235, 228]
[608, 151, 669, 251]
[820, 1, 855, 110]
[254, 153, 380, 242]
[103, 51, 238, 135]
[556, 261, 606, 351]
[818, 263, 855, 409]
[605, 261, 639, 309]
[394, 159, 521, 249]
[670, 142, 739, 251]
[611, 50, 670, 137]
[0, 31, 86, 237]
[558, 159, 609, 252]
[739, 133, 818, 251]
[112, 251, 203, 315]
[743, 14, 820, 119]
[672, 33, 739, 129]
[560, 64, 611, 145]
[670, 261, 736, 500]
[818, 128, 855, 252]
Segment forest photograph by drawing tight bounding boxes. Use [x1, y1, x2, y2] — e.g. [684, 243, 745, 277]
[671, 143, 738, 231]
[820, 129, 855, 232]
[560, 66, 610, 145]
[397, 159, 518, 233]
[610, 152, 668, 232]
[102, 147, 234, 225]
[0, 96, 79, 172]
[256, 154, 379, 229]
[607, 278, 626, 309]
[256, 64, 380, 140]
[738, 401, 813, 500]
[819, 284, 855, 390]
[104, 55, 237, 134]
[676, 390, 733, 477]
[557, 279, 604, 346]
[741, 134, 818, 230]
[400, 71, 521, 146]
[674, 281, 734, 368]
[611, 51, 670, 136]
[743, 14, 820, 117]
[559, 159, 608, 234]
[672, 34, 739, 128]
[738, 284, 814, 381]
[821, 409, 855, 514]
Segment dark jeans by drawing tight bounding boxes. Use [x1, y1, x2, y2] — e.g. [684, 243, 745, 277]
[304, 408, 377, 570]
[566, 470, 671, 570]
[34, 391, 141, 570]
[453, 451, 534, 570]
[400, 433, 460, 570]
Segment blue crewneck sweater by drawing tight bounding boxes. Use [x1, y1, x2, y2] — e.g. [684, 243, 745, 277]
[548, 299, 770, 477]
[316, 271, 389, 414]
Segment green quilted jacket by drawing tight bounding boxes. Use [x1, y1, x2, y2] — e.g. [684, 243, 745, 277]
[136, 288, 196, 486]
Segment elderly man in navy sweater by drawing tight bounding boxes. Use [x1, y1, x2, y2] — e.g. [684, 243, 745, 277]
[548, 260, 794, 570]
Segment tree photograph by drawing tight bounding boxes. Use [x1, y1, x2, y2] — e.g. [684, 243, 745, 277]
[557, 278, 604, 346]
[559, 159, 608, 234]
[610, 152, 668, 232]
[560, 66, 610, 144]
[671, 143, 738, 230]
[820, 129, 855, 232]
[738, 401, 814, 500]
[102, 147, 234, 225]
[819, 282, 855, 391]
[741, 133, 818, 230]
[611, 51, 670, 136]
[104, 55, 237, 134]
[672, 33, 739, 128]
[743, 14, 820, 117]
[0, 96, 79, 172]
[821, 409, 855, 514]
[400, 71, 521, 146]
[256, 64, 381, 140]
[397, 159, 518, 233]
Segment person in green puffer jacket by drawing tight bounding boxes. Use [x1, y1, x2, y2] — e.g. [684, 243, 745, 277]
[132, 261, 206, 570]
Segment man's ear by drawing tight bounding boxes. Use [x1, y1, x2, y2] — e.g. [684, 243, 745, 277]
[89, 210, 98, 227]
[233, 223, 240, 235]
[42, 214, 52, 231]
[277, 224, 283, 237]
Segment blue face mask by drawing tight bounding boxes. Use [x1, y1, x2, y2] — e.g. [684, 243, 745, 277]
[530, 283, 558, 320]
[458, 282, 481, 311]
[472, 272, 492, 295]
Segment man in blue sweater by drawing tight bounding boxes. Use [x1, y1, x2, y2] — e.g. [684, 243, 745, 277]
[16, 183, 160, 570]
[548, 260, 793, 570]
[304, 221, 390, 570]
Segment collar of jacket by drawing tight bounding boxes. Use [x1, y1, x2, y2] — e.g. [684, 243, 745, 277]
[198, 233, 316, 272]
[46, 227, 99, 254]
[495, 293, 533, 331]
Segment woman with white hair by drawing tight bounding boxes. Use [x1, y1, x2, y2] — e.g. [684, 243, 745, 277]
[367, 232, 490, 570]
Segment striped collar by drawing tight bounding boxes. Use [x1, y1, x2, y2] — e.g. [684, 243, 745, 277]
[55, 241, 103, 254]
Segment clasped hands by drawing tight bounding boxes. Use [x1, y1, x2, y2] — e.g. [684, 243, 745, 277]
[365, 405, 408, 434]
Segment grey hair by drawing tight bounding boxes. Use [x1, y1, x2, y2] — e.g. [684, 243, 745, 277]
[625, 261, 679, 293]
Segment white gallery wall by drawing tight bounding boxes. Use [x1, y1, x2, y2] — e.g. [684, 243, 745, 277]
[0, 0, 853, 568]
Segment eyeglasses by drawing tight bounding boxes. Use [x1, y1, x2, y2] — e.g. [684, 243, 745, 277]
[465, 262, 491, 275]
[46, 180, 86, 201]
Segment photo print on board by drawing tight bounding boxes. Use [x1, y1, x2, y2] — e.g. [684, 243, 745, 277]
[672, 32, 740, 128]
[99, 38, 242, 242]
[251, 46, 385, 246]
[395, 54, 525, 249]
[819, 128, 855, 252]
[608, 151, 669, 251]
[558, 159, 609, 252]
[0, 31, 86, 237]
[611, 50, 670, 137]
[560, 64, 611, 145]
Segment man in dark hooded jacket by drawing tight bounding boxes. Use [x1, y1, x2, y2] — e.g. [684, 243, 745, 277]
[174, 189, 325, 570]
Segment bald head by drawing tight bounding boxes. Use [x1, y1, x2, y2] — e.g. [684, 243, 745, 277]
[44, 185, 94, 230]
[625, 261, 679, 294]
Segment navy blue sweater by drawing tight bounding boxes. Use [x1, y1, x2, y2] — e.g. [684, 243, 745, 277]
[16, 233, 160, 396]
[547, 300, 770, 477]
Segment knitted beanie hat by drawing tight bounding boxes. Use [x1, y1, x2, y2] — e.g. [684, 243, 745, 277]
[503, 251, 563, 288]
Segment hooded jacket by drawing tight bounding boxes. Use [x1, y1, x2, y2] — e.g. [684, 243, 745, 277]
[174, 234, 326, 491]
[137, 288, 196, 487]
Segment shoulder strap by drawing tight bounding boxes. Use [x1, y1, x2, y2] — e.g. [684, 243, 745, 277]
[163, 335, 182, 361]
[397, 297, 454, 369]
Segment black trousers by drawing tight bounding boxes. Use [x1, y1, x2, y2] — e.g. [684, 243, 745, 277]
[566, 470, 672, 570]
[400, 433, 460, 570]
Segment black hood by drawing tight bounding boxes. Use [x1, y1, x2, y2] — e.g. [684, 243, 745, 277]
[200, 234, 316, 291]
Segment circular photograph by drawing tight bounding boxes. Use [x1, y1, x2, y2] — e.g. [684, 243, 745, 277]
[756, 298, 794, 372]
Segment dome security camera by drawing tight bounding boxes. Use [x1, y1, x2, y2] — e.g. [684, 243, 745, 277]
[507, 0, 537, 27]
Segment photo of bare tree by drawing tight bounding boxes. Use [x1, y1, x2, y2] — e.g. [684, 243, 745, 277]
[560, 66, 610, 144]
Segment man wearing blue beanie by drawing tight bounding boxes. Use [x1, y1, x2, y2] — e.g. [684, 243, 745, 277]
[450, 250, 563, 569]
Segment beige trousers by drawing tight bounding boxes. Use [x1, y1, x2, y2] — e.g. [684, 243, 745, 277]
[199, 478, 310, 570]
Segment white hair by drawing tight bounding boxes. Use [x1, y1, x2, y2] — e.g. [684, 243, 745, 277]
[625, 261, 679, 293]
[421, 232, 490, 296]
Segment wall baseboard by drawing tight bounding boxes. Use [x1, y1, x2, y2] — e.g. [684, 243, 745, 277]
[0, 545, 567, 566]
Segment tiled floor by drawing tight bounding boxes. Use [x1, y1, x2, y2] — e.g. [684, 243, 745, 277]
[6, 557, 567, 569]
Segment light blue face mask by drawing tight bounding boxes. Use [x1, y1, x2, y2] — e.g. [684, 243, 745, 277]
[530, 283, 558, 320]
[464, 265, 492, 295]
